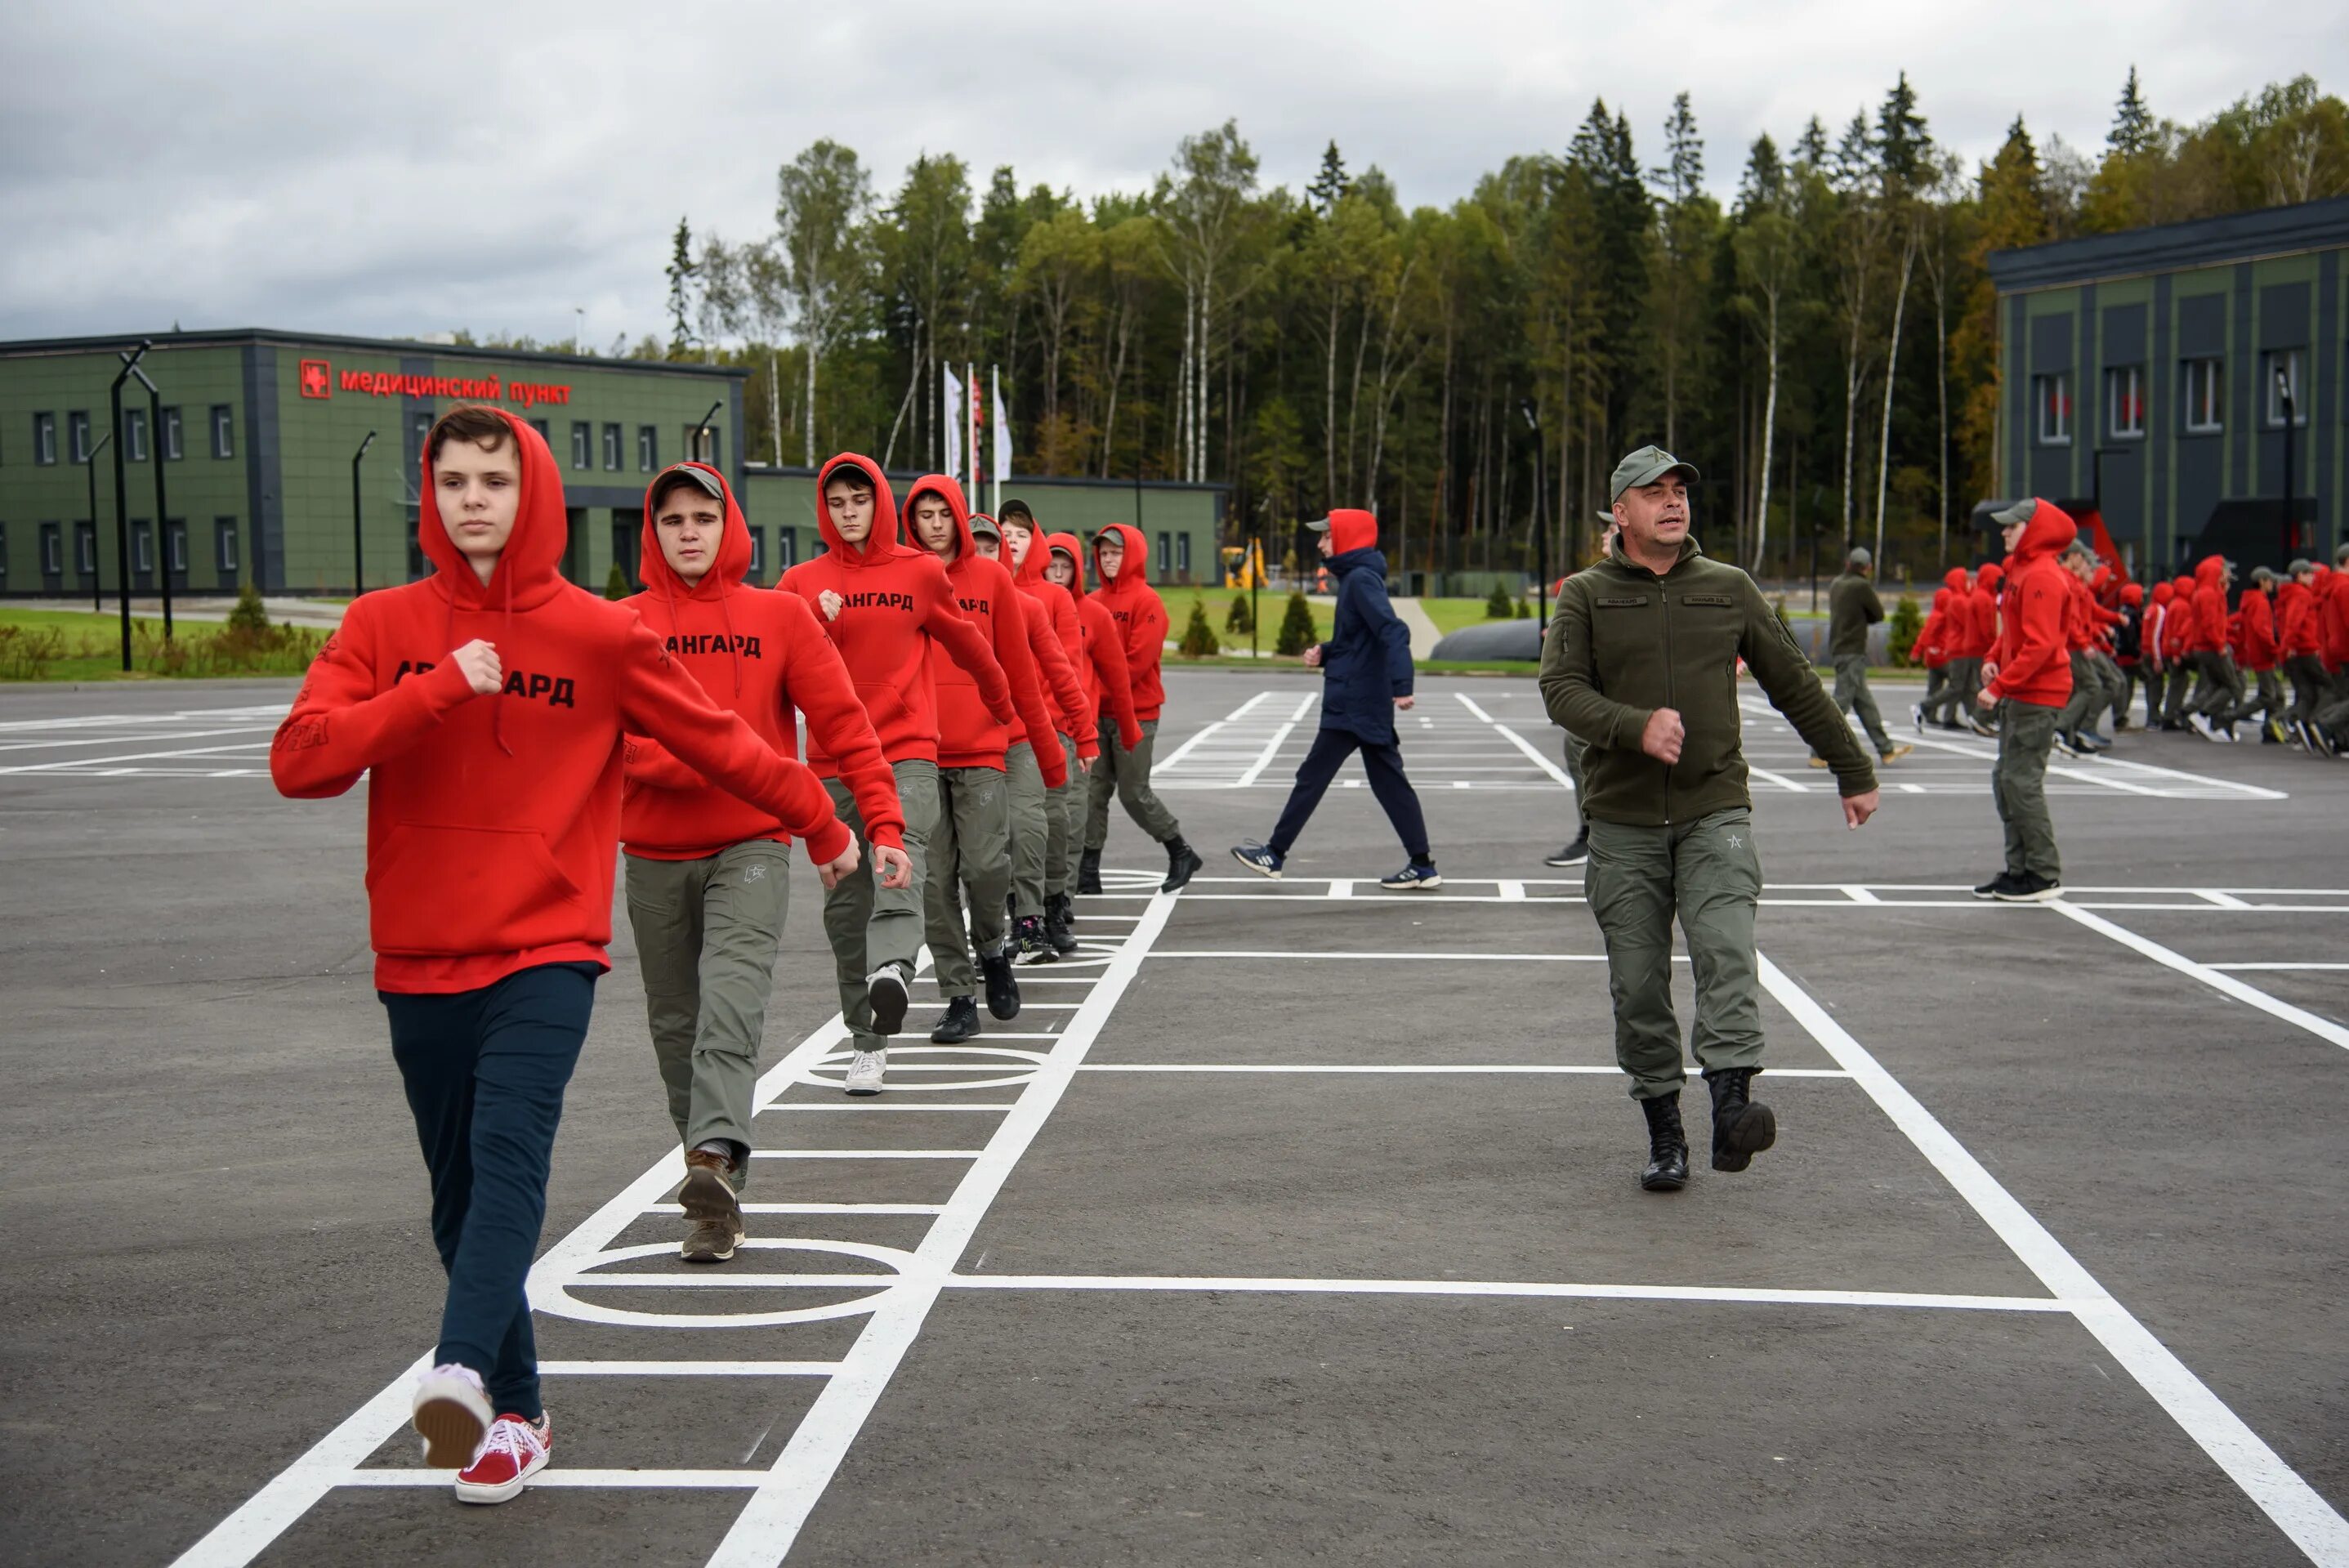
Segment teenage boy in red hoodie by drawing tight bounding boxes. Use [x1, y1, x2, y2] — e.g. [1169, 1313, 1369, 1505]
[1044, 530, 1145, 913]
[1083, 523, 1204, 892]
[2182, 554, 2246, 741]
[2160, 573, 2200, 729]
[271, 407, 854, 1504]
[1963, 562, 2003, 735]
[987, 501, 1098, 960]
[620, 462, 910, 1264]
[779, 456, 1015, 1095]
[2279, 560, 2329, 749]
[2232, 566, 2287, 744]
[2141, 580, 2175, 728]
[1972, 498, 2074, 901]
[900, 477, 1065, 1043]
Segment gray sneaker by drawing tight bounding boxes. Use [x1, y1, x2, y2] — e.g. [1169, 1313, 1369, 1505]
[845, 1047, 886, 1096]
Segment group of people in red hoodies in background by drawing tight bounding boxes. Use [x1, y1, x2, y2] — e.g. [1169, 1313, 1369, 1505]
[270, 405, 1193, 1508]
[2135, 546, 2349, 754]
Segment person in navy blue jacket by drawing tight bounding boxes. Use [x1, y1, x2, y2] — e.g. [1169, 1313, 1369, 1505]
[1233, 509, 1437, 889]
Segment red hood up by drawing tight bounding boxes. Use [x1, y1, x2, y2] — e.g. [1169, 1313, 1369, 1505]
[902, 473, 978, 569]
[2012, 500, 2079, 563]
[813, 453, 902, 565]
[1011, 509, 1052, 587]
[2195, 554, 2227, 587]
[1323, 508, 1378, 556]
[637, 462, 752, 600]
[418, 407, 571, 612]
[1931, 587, 1954, 611]
[2120, 582, 2143, 605]
[1093, 522, 1150, 587]
[1944, 567, 1969, 592]
[2152, 582, 2174, 605]
[1047, 530, 1089, 595]
[1978, 562, 2003, 590]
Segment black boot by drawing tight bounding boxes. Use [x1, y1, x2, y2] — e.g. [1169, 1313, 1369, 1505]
[1078, 847, 1104, 896]
[1639, 1095, 1689, 1192]
[929, 994, 980, 1043]
[1044, 893, 1080, 954]
[1011, 913, 1055, 965]
[980, 948, 1022, 1020]
[1160, 835, 1204, 892]
[1706, 1067, 1777, 1172]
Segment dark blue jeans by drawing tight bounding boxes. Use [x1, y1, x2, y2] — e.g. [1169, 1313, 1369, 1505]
[1269, 726, 1430, 864]
[381, 962, 597, 1421]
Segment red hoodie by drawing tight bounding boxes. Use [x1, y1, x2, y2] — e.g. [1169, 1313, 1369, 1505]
[2322, 565, 2349, 667]
[778, 454, 1014, 773]
[1967, 565, 2003, 659]
[900, 476, 1066, 786]
[270, 411, 847, 994]
[2145, 582, 2173, 669]
[2189, 556, 2231, 654]
[2233, 584, 2278, 670]
[1984, 501, 2077, 708]
[619, 464, 904, 860]
[1049, 531, 1145, 747]
[1912, 588, 1953, 668]
[2164, 576, 2199, 662]
[1007, 511, 1108, 760]
[1936, 568, 1973, 655]
[1088, 522, 1170, 721]
[2278, 579, 2320, 657]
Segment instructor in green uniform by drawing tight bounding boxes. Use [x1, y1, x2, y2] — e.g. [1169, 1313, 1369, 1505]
[1541, 445, 1880, 1193]
[1814, 547, 1914, 767]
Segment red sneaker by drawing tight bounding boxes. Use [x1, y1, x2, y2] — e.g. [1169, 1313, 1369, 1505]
[453, 1412, 551, 1505]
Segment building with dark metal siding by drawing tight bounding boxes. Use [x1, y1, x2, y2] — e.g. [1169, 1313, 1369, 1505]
[0, 327, 1226, 599]
[1989, 196, 2346, 574]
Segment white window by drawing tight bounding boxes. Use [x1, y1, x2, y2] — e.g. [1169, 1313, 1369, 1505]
[745, 527, 764, 580]
[125, 408, 148, 462]
[602, 423, 623, 470]
[1176, 533, 1192, 576]
[2182, 357, 2222, 433]
[2105, 365, 2145, 440]
[2033, 373, 2071, 446]
[775, 529, 797, 570]
[74, 522, 96, 574]
[42, 523, 63, 574]
[167, 520, 187, 573]
[211, 404, 234, 458]
[215, 518, 239, 575]
[2263, 348, 2306, 427]
[1155, 530, 1172, 574]
[69, 412, 92, 463]
[132, 520, 153, 573]
[570, 422, 592, 468]
[163, 407, 183, 461]
[33, 413, 56, 465]
[638, 426, 658, 472]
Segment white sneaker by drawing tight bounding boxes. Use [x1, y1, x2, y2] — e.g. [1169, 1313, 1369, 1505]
[453, 1411, 551, 1504]
[413, 1362, 492, 1468]
[845, 1048, 886, 1096]
[2186, 712, 2222, 742]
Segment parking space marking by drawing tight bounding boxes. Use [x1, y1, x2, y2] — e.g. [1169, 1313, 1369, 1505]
[1758, 952, 2349, 1562]
[2048, 903, 2349, 1053]
[944, 1274, 2064, 1313]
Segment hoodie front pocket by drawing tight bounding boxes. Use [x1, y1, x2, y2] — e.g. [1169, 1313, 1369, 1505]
[368, 822, 585, 955]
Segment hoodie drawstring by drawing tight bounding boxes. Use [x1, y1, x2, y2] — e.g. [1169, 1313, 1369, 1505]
[492, 566, 516, 757]
[717, 587, 744, 699]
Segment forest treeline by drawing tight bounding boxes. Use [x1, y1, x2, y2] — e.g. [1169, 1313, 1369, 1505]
[470, 70, 2348, 579]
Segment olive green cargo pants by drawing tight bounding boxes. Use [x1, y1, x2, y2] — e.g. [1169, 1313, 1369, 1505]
[1832, 654, 1893, 753]
[625, 839, 794, 1191]
[1993, 699, 2061, 882]
[1085, 717, 1180, 851]
[822, 759, 938, 1054]
[1006, 740, 1051, 921]
[925, 763, 1012, 998]
[1046, 733, 1083, 899]
[1584, 806, 1766, 1102]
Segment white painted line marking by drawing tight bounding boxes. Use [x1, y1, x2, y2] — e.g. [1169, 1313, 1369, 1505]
[2048, 904, 2349, 1054]
[745, 1150, 985, 1159]
[1148, 949, 1650, 962]
[704, 893, 1178, 1566]
[538, 1361, 842, 1377]
[2207, 963, 2349, 972]
[1842, 885, 1882, 905]
[1076, 1063, 1853, 1078]
[2195, 891, 2254, 909]
[1328, 879, 1354, 899]
[342, 1468, 764, 1489]
[1496, 880, 1526, 901]
[944, 1274, 2063, 1312]
[1748, 766, 1812, 793]
[1757, 952, 2349, 1561]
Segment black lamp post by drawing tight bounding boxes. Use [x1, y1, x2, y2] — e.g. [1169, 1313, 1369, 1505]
[1520, 399, 1547, 628]
[133, 364, 172, 641]
[351, 431, 377, 596]
[108, 341, 150, 672]
[83, 430, 112, 613]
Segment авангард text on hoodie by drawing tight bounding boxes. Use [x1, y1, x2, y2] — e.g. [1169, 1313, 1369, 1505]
[775, 453, 1015, 772]
[270, 411, 849, 994]
[619, 462, 904, 860]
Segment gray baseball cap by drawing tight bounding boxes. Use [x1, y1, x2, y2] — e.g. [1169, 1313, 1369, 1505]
[1990, 498, 2038, 528]
[1847, 547, 1872, 568]
[1608, 444, 1699, 503]
[967, 513, 1002, 542]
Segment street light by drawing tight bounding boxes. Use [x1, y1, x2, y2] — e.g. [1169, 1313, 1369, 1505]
[1519, 399, 1547, 628]
[83, 430, 112, 613]
[108, 341, 150, 672]
[351, 431, 377, 596]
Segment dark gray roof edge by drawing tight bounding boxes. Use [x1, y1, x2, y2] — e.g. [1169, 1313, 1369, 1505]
[0, 327, 747, 377]
[742, 464, 1229, 494]
[1988, 196, 2349, 292]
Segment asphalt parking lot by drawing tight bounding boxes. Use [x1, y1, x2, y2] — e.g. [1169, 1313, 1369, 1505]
[2, 668, 2343, 1566]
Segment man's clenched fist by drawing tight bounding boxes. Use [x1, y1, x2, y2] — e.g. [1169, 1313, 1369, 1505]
[1641, 707, 1685, 764]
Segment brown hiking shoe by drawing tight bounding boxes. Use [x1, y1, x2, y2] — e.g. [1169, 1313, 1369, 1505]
[679, 1150, 744, 1265]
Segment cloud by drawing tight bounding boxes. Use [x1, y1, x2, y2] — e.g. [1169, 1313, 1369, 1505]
[2, 0, 2339, 343]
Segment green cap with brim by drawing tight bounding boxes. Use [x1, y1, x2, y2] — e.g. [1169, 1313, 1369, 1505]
[1990, 498, 2038, 528]
[1608, 444, 1699, 503]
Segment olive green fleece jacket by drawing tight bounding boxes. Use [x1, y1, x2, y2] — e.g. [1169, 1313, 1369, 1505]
[1828, 571, 1885, 657]
[1540, 537, 1877, 825]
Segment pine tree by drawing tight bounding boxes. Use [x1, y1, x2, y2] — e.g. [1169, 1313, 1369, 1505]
[1878, 71, 1933, 190]
[1306, 141, 1350, 217]
[1275, 590, 1319, 656]
[2110, 66, 2158, 157]
[1224, 592, 1255, 634]
[664, 217, 699, 358]
[1485, 581, 1514, 619]
[1887, 593, 1923, 667]
[605, 562, 630, 600]
[1179, 596, 1221, 657]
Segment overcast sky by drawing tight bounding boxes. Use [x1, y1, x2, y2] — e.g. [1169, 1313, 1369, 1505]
[3, 0, 2341, 347]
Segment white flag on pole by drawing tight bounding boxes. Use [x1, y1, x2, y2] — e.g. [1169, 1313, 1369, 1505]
[942, 364, 965, 488]
[991, 364, 1011, 516]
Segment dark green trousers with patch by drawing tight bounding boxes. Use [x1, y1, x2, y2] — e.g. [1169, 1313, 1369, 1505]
[1047, 734, 1083, 899]
[1993, 699, 2061, 881]
[1006, 740, 1051, 920]
[1085, 717, 1180, 851]
[822, 759, 938, 1052]
[1584, 806, 1766, 1101]
[625, 839, 794, 1191]
[925, 763, 1012, 997]
[1831, 654, 1892, 752]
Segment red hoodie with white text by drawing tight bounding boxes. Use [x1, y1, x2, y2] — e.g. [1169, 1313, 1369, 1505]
[270, 411, 847, 994]
[619, 463, 904, 859]
[776, 454, 1014, 773]
[1088, 522, 1170, 721]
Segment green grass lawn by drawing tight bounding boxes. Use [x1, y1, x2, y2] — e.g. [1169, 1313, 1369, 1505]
[0, 605, 324, 681]
[1159, 586, 1332, 659]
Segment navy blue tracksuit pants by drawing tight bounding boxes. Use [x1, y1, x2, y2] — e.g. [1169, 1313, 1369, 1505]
[381, 961, 597, 1422]
[1269, 726, 1431, 863]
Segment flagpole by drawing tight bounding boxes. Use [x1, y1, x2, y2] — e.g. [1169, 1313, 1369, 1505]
[966, 361, 977, 502]
[990, 364, 1003, 517]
